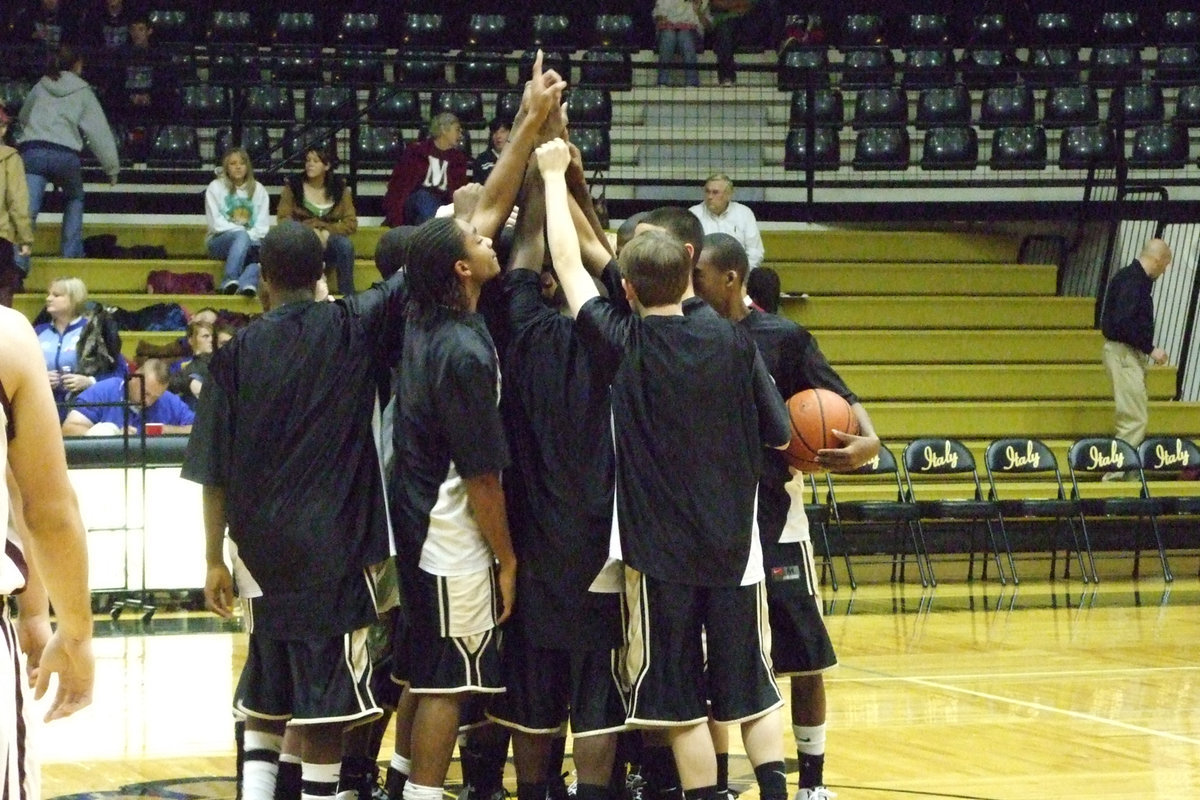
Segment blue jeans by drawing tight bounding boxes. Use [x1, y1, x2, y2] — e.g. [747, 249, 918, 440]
[404, 189, 442, 226]
[17, 145, 86, 273]
[325, 233, 356, 295]
[207, 229, 260, 290]
[658, 29, 700, 86]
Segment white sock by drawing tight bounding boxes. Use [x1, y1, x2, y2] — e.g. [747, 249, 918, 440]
[302, 760, 341, 800]
[793, 724, 826, 756]
[243, 730, 284, 800]
[390, 754, 412, 775]
[404, 781, 445, 800]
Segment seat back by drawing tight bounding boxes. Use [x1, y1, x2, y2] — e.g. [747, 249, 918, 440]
[985, 438, 1066, 485]
[989, 125, 1047, 169]
[531, 14, 575, 49]
[960, 49, 1021, 88]
[1175, 85, 1200, 124]
[971, 13, 1011, 46]
[467, 14, 510, 48]
[790, 89, 844, 128]
[1156, 46, 1200, 86]
[272, 47, 323, 85]
[566, 89, 612, 127]
[841, 47, 894, 88]
[337, 12, 382, 46]
[355, 125, 404, 168]
[1161, 11, 1200, 44]
[147, 124, 199, 166]
[148, 8, 194, 45]
[454, 52, 511, 89]
[921, 126, 977, 170]
[243, 86, 295, 124]
[1035, 13, 1079, 46]
[401, 13, 447, 48]
[1058, 124, 1117, 169]
[431, 91, 484, 127]
[778, 47, 830, 90]
[216, 125, 272, 164]
[330, 51, 386, 86]
[1111, 84, 1165, 124]
[179, 84, 231, 123]
[825, 443, 907, 503]
[1137, 436, 1200, 476]
[0, 79, 31, 117]
[853, 127, 909, 170]
[593, 13, 638, 49]
[1044, 86, 1099, 127]
[853, 87, 907, 127]
[980, 85, 1034, 128]
[784, 128, 840, 171]
[272, 11, 318, 45]
[395, 52, 447, 88]
[1096, 11, 1141, 44]
[904, 437, 988, 505]
[902, 48, 955, 89]
[840, 13, 885, 47]
[1028, 48, 1081, 88]
[495, 92, 523, 125]
[369, 89, 423, 127]
[578, 49, 632, 90]
[305, 86, 358, 125]
[1067, 437, 1144, 486]
[572, 127, 611, 171]
[1129, 124, 1188, 169]
[915, 85, 970, 128]
[1090, 46, 1143, 87]
[904, 13, 949, 47]
[208, 10, 256, 44]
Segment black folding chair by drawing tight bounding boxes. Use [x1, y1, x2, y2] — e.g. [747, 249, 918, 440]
[1138, 437, 1200, 575]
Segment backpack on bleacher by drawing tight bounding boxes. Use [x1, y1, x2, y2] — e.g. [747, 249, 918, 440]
[135, 303, 189, 331]
[147, 270, 216, 294]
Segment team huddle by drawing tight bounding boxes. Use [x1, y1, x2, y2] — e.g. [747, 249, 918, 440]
[180, 54, 881, 800]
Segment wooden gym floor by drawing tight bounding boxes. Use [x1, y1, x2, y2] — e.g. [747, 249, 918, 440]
[39, 566, 1200, 800]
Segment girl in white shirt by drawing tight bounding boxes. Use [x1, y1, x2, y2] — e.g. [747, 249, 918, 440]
[205, 147, 269, 296]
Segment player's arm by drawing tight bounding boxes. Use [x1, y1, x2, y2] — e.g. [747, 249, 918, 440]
[751, 348, 792, 450]
[7, 469, 51, 688]
[470, 50, 567, 240]
[202, 486, 234, 619]
[817, 402, 881, 472]
[538, 139, 598, 316]
[565, 142, 615, 275]
[61, 409, 95, 436]
[509, 164, 545, 275]
[0, 307, 94, 722]
[464, 473, 517, 624]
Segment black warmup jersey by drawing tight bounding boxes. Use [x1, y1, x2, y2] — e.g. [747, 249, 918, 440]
[740, 310, 857, 562]
[390, 307, 510, 567]
[499, 267, 625, 650]
[181, 273, 408, 638]
[576, 298, 791, 587]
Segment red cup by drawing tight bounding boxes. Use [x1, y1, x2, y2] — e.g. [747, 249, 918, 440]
[144, 422, 164, 437]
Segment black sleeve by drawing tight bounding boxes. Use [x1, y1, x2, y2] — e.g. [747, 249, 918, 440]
[342, 271, 409, 366]
[753, 347, 792, 449]
[575, 296, 633, 384]
[796, 331, 858, 405]
[599, 260, 632, 315]
[181, 367, 233, 487]
[504, 270, 554, 336]
[434, 345, 510, 480]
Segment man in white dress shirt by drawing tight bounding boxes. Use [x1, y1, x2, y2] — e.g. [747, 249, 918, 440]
[689, 173, 765, 270]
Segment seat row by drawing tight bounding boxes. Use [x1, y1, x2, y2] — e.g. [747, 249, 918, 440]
[811, 436, 1200, 591]
[785, 123, 1200, 172]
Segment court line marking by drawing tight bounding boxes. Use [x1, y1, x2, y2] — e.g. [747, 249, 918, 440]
[828, 664, 1200, 682]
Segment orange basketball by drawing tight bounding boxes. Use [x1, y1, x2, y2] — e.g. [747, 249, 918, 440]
[784, 388, 859, 472]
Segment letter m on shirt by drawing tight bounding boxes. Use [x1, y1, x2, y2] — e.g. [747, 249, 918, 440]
[423, 157, 449, 191]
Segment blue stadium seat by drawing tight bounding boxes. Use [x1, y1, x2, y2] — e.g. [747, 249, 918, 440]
[853, 127, 910, 170]
[989, 126, 1047, 170]
[921, 126, 977, 170]
[915, 86, 970, 129]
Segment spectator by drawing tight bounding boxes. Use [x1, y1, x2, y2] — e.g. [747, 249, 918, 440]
[0, 109, 34, 307]
[710, 0, 780, 86]
[472, 118, 509, 184]
[276, 145, 358, 295]
[689, 173, 764, 270]
[653, 0, 710, 87]
[381, 112, 469, 227]
[106, 12, 179, 126]
[12, 0, 78, 53]
[205, 147, 269, 297]
[34, 276, 124, 418]
[16, 45, 120, 275]
[61, 358, 194, 436]
[214, 322, 234, 349]
[168, 319, 213, 408]
[89, 0, 133, 52]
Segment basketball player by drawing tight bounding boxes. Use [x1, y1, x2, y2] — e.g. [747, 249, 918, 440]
[538, 137, 793, 800]
[693, 233, 880, 800]
[486, 153, 628, 800]
[182, 222, 408, 800]
[0, 305, 94, 800]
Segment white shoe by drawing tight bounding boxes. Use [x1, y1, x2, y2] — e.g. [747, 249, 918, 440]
[795, 789, 837, 800]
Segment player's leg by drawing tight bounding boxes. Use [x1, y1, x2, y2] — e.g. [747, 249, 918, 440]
[460, 721, 512, 800]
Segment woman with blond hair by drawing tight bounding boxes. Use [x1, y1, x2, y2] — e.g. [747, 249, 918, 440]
[34, 276, 124, 417]
[205, 146, 269, 296]
[0, 108, 33, 306]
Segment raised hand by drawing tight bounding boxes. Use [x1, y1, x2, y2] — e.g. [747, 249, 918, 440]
[536, 138, 572, 176]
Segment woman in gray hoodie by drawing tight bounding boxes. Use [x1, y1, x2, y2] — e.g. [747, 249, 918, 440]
[16, 44, 119, 274]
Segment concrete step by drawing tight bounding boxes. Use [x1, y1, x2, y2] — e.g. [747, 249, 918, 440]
[770, 261, 1057, 296]
[800, 329, 1105, 364]
[781, 295, 1093, 330]
[839, 364, 1177, 402]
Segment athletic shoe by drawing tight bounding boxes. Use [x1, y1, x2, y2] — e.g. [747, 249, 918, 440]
[239, 285, 257, 298]
[222, 280, 239, 294]
[795, 788, 837, 800]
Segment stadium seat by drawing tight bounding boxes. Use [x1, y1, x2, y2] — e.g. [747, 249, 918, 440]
[915, 85, 970, 129]
[1067, 437, 1170, 581]
[970, 13, 1012, 46]
[243, 86, 295, 125]
[208, 47, 262, 85]
[1109, 84, 1165, 125]
[903, 437, 1006, 585]
[593, 13, 639, 50]
[1128, 124, 1189, 168]
[578, 49, 632, 90]
[355, 125, 404, 168]
[902, 48, 955, 89]
[467, 14, 510, 48]
[1095, 11, 1142, 44]
[1176, 85, 1200, 124]
[1089, 46, 1143, 87]
[401, 13, 448, 48]
[336, 12, 382, 46]
[980, 85, 1035, 128]
[984, 438, 1090, 585]
[523, 50, 570, 84]
[531, 14, 575, 49]
[989, 126, 1047, 170]
[281, 125, 339, 161]
[169, 51, 198, 84]
[852, 87, 907, 128]
[147, 124, 199, 167]
[1160, 11, 1200, 44]
[840, 47, 894, 89]
[207, 10, 256, 44]
[272, 48, 323, 85]
[566, 89, 612, 127]
[147, 8, 194, 45]
[215, 125, 272, 164]
[840, 13, 885, 47]
[1138, 438, 1200, 556]
[1058, 124, 1118, 170]
[1155, 46, 1200, 85]
[1027, 48, 1082, 88]
[777, 47, 830, 91]
[920, 126, 977, 170]
[495, 92, 522, 124]
[368, 88, 423, 128]
[431, 91, 484, 127]
[825, 444, 927, 589]
[853, 127, 910, 170]
[305, 86, 357, 125]
[1043, 86, 1099, 128]
[1034, 12, 1079, 45]
[454, 53, 511, 89]
[179, 84, 231, 124]
[789, 89, 844, 128]
[903, 13, 950, 47]
[960, 49, 1022, 88]
[271, 11, 319, 45]
[571, 127, 610, 171]
[394, 53, 447, 87]
[783, 128, 840, 171]
[329, 52, 385, 86]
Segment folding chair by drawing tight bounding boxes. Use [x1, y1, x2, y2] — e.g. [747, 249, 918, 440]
[1066, 437, 1171, 581]
[985, 438, 1092, 585]
[903, 437, 1005, 586]
[825, 444, 926, 589]
[801, 472, 838, 591]
[1137, 437, 1200, 575]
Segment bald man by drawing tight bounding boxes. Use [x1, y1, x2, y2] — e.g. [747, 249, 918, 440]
[1100, 238, 1172, 465]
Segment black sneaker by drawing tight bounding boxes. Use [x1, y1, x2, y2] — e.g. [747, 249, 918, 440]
[239, 285, 258, 298]
[222, 280, 239, 294]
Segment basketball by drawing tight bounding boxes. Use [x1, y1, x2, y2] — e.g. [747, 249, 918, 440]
[784, 388, 859, 472]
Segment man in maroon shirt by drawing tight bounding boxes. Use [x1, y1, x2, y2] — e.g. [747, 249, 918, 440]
[382, 113, 470, 227]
